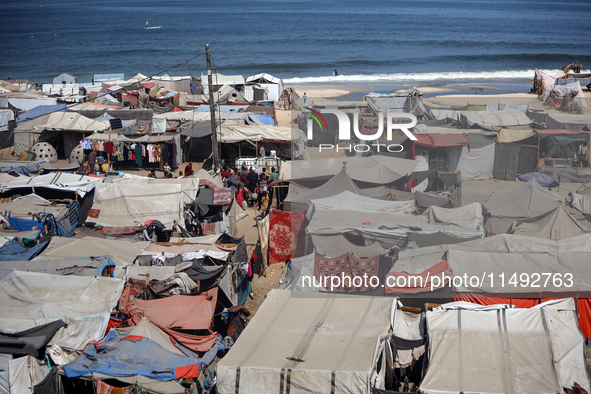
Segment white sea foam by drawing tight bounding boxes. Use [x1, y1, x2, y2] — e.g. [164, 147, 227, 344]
[283, 69, 558, 84]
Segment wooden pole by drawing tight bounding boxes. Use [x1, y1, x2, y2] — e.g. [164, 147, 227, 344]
[206, 44, 220, 172]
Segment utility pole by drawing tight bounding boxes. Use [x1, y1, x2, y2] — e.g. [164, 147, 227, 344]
[206, 44, 219, 172]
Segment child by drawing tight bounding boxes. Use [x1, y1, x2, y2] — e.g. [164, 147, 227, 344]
[260, 191, 270, 218]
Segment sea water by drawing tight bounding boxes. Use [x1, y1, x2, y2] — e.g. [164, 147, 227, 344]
[0, 0, 590, 87]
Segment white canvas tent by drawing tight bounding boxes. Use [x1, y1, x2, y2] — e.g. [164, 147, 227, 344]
[460, 109, 531, 130]
[420, 298, 590, 394]
[112, 175, 200, 204]
[91, 182, 184, 227]
[216, 289, 394, 394]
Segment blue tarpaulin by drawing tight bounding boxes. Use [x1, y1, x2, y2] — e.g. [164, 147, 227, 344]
[63, 336, 202, 381]
[517, 172, 559, 188]
[16, 104, 67, 125]
[0, 239, 49, 261]
[0, 162, 44, 174]
[7, 217, 42, 232]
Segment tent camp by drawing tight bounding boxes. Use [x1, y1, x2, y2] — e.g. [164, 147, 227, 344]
[420, 299, 590, 394]
[216, 289, 394, 394]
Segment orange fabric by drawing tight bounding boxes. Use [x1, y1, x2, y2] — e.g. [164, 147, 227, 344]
[576, 298, 591, 338]
[454, 293, 591, 338]
[129, 288, 217, 331]
[165, 328, 218, 353]
[174, 363, 201, 379]
[386, 260, 451, 295]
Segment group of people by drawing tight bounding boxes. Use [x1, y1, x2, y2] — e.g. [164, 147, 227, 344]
[222, 165, 279, 218]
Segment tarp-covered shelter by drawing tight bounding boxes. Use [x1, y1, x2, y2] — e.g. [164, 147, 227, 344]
[16, 104, 67, 125]
[37, 236, 149, 277]
[492, 128, 539, 180]
[420, 298, 590, 394]
[1, 193, 79, 237]
[306, 207, 483, 251]
[508, 205, 587, 239]
[284, 169, 361, 212]
[413, 133, 469, 172]
[0, 271, 123, 353]
[483, 178, 564, 234]
[291, 156, 418, 188]
[545, 113, 591, 130]
[0, 255, 115, 279]
[536, 129, 590, 169]
[216, 289, 394, 393]
[460, 109, 532, 130]
[91, 182, 185, 227]
[112, 176, 200, 205]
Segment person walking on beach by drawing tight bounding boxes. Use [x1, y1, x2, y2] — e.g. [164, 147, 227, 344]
[303, 93, 307, 104]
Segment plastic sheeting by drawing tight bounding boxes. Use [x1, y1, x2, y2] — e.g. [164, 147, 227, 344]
[0, 271, 124, 351]
[305, 190, 416, 220]
[92, 182, 184, 227]
[460, 109, 531, 130]
[492, 143, 537, 181]
[422, 203, 483, 231]
[216, 289, 393, 394]
[456, 143, 495, 179]
[0, 256, 114, 279]
[420, 298, 589, 394]
[113, 176, 200, 205]
[0, 239, 48, 261]
[541, 80, 588, 108]
[63, 336, 201, 381]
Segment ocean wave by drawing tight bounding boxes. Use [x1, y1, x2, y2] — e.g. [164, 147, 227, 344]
[283, 69, 560, 84]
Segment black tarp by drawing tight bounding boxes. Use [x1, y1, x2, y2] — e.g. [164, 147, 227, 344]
[492, 143, 537, 181]
[0, 320, 66, 358]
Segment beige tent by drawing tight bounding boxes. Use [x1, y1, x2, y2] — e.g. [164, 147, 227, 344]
[217, 290, 394, 393]
[508, 205, 588, 239]
[420, 298, 590, 393]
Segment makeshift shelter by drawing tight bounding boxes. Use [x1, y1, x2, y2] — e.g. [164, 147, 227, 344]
[0, 93, 57, 111]
[0, 271, 123, 353]
[412, 133, 469, 172]
[541, 80, 588, 109]
[112, 176, 200, 204]
[306, 190, 416, 220]
[16, 104, 67, 125]
[545, 113, 591, 130]
[245, 73, 284, 102]
[508, 205, 587, 239]
[459, 109, 532, 130]
[482, 178, 564, 234]
[571, 182, 591, 215]
[1, 193, 79, 237]
[0, 255, 115, 279]
[36, 236, 149, 277]
[536, 129, 590, 170]
[291, 156, 418, 188]
[455, 142, 495, 179]
[0, 173, 101, 222]
[216, 289, 394, 394]
[91, 182, 185, 228]
[306, 207, 483, 251]
[420, 299, 590, 394]
[275, 87, 304, 111]
[284, 169, 361, 212]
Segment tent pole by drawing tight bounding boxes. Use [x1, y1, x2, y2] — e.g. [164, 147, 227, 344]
[206, 44, 220, 172]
